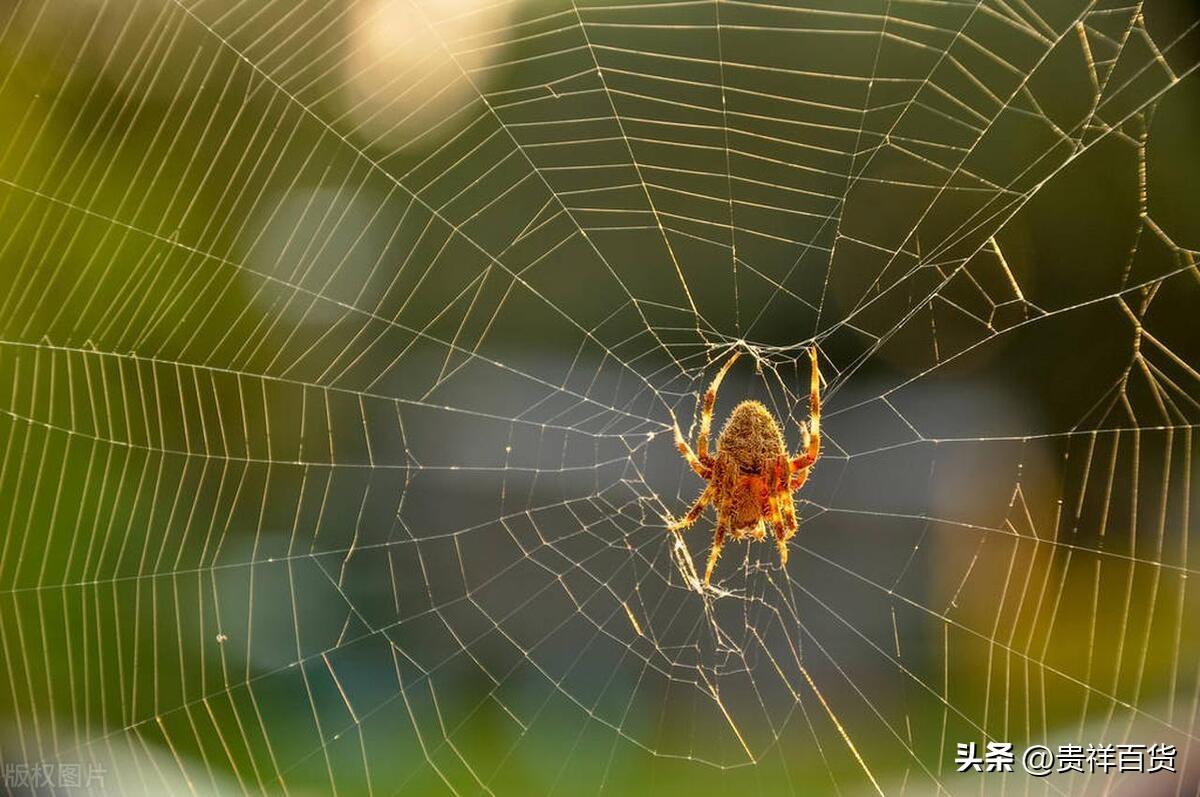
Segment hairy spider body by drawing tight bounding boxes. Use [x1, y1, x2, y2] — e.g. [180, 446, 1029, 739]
[712, 400, 792, 535]
[669, 349, 821, 585]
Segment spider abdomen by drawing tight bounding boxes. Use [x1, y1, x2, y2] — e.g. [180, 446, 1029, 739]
[712, 401, 789, 533]
[715, 400, 787, 471]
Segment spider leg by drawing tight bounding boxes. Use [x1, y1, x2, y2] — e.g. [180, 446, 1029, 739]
[768, 457, 786, 512]
[772, 462, 798, 564]
[697, 352, 740, 460]
[788, 466, 810, 492]
[668, 486, 712, 531]
[672, 415, 711, 479]
[704, 515, 731, 585]
[766, 490, 782, 528]
[774, 524, 790, 565]
[779, 490, 798, 535]
[785, 491, 799, 530]
[790, 347, 821, 472]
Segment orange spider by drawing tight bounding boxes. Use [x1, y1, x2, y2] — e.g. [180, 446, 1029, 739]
[670, 348, 821, 585]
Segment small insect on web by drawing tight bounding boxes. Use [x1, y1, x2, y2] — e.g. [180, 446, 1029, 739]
[669, 347, 821, 585]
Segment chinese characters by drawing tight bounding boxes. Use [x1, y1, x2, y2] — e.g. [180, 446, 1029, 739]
[954, 742, 1177, 777]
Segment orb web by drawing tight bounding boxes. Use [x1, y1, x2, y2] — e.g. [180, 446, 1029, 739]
[0, 0, 1198, 794]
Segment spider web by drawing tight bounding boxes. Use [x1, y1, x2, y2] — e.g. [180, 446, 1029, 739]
[1, 0, 1199, 794]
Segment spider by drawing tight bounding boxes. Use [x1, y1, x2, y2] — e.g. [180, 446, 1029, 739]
[669, 348, 821, 585]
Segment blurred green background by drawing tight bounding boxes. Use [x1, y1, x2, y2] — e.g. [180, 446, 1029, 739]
[1, 0, 1199, 794]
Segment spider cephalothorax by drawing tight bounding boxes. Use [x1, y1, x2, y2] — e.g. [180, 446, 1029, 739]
[670, 348, 821, 584]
